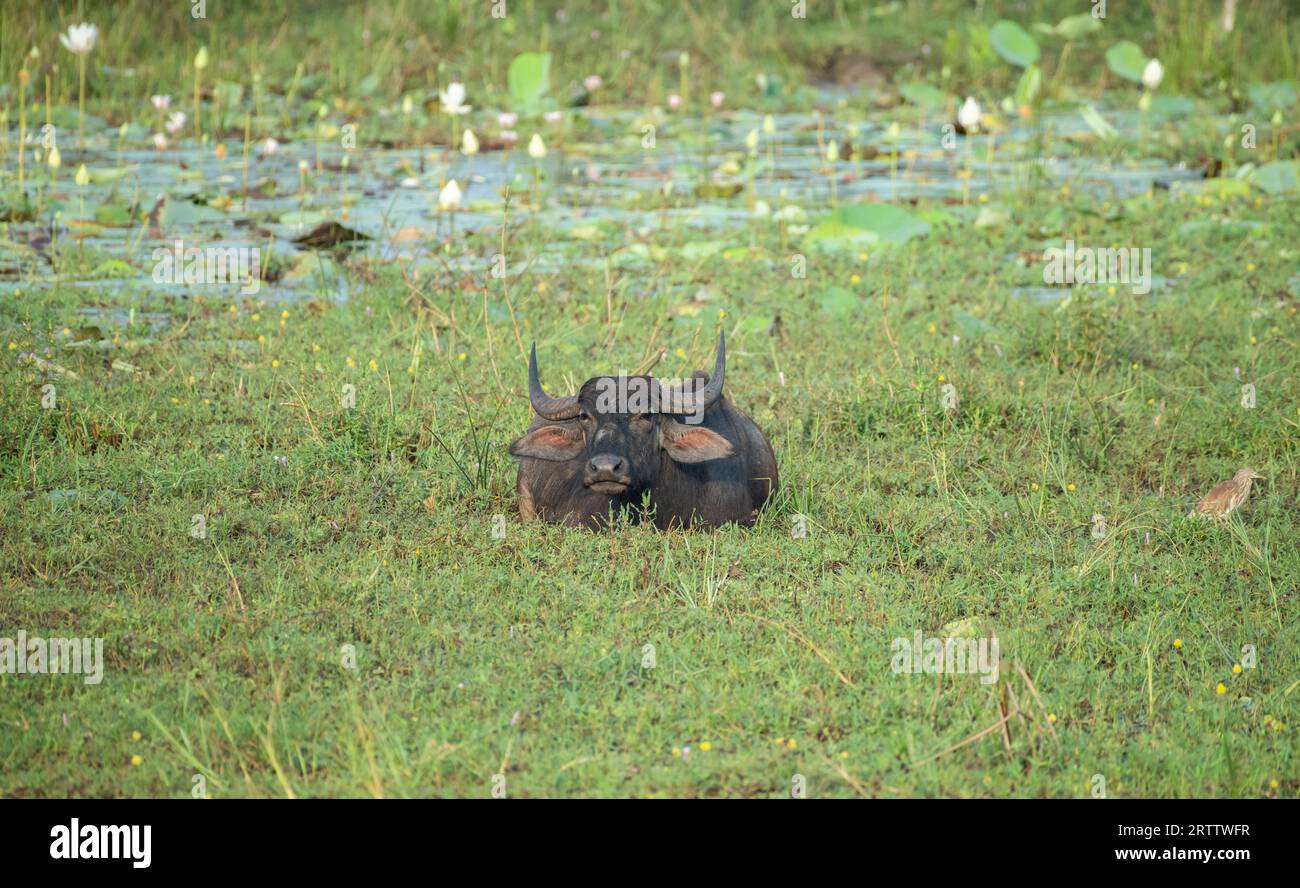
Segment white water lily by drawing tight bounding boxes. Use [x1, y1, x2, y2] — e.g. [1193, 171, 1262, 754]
[59, 23, 98, 55]
[438, 179, 462, 210]
[753, 200, 771, 218]
[497, 112, 518, 129]
[165, 111, 187, 135]
[1142, 58, 1164, 90]
[528, 133, 546, 159]
[440, 82, 470, 115]
[584, 75, 603, 92]
[260, 137, 279, 155]
[151, 95, 171, 111]
[957, 96, 981, 131]
[461, 128, 479, 156]
[152, 133, 169, 150]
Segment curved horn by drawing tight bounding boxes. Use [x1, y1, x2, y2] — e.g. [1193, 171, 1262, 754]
[528, 342, 582, 420]
[661, 332, 726, 414]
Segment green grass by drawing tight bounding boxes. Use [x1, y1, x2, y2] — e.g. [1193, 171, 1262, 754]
[2, 176, 1297, 796]
[1, 0, 1295, 123]
[1, 0, 1298, 798]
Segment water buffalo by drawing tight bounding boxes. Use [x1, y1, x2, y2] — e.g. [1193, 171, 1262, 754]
[508, 334, 778, 529]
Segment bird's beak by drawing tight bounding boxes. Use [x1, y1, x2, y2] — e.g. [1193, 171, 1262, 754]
[1253, 472, 1266, 481]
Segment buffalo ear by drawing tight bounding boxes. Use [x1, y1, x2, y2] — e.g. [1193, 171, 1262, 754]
[660, 421, 734, 463]
[509, 425, 585, 461]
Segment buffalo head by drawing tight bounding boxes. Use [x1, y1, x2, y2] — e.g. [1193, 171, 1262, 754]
[509, 334, 735, 500]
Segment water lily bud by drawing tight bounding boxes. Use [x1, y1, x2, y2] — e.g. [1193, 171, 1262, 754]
[763, 114, 776, 135]
[957, 96, 981, 131]
[528, 133, 546, 159]
[462, 128, 479, 156]
[1141, 58, 1163, 90]
[745, 129, 759, 152]
[48, 145, 62, 169]
[75, 164, 90, 186]
[401, 95, 414, 115]
[438, 179, 462, 210]
[194, 46, 209, 70]
[826, 141, 839, 162]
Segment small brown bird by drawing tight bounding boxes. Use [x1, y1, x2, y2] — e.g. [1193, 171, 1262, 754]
[1188, 467, 1265, 518]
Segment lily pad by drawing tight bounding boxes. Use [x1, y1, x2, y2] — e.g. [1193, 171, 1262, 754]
[1052, 13, 1101, 41]
[1247, 81, 1298, 115]
[508, 52, 552, 114]
[803, 222, 880, 252]
[818, 286, 859, 315]
[989, 20, 1040, 68]
[693, 181, 744, 200]
[1249, 160, 1300, 195]
[832, 203, 931, 244]
[899, 81, 951, 111]
[1105, 41, 1148, 84]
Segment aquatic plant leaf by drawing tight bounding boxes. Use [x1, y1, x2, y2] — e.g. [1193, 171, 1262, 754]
[833, 203, 930, 244]
[1249, 160, 1300, 195]
[508, 52, 552, 113]
[1247, 81, 1299, 115]
[1105, 41, 1147, 83]
[1079, 104, 1118, 140]
[1052, 13, 1101, 41]
[899, 81, 951, 111]
[989, 20, 1040, 68]
[818, 285, 859, 315]
[1015, 65, 1042, 107]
